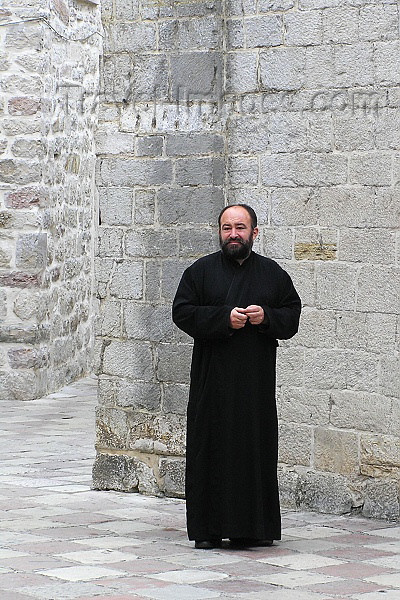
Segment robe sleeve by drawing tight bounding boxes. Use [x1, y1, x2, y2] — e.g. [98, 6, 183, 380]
[259, 271, 301, 340]
[172, 266, 233, 340]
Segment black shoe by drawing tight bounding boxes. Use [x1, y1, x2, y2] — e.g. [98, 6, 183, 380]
[194, 539, 221, 549]
[230, 538, 273, 547]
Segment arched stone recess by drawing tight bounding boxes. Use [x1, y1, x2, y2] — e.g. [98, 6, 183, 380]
[93, 0, 400, 521]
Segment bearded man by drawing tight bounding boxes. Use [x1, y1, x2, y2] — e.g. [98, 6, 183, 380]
[172, 204, 301, 549]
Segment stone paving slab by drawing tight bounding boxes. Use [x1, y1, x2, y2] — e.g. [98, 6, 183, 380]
[1, 376, 400, 599]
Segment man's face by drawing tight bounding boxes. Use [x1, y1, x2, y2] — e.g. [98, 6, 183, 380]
[219, 206, 258, 260]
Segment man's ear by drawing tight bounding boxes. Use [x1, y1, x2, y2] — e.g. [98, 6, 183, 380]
[252, 226, 259, 240]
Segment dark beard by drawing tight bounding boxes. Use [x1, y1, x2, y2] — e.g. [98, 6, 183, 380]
[219, 235, 253, 260]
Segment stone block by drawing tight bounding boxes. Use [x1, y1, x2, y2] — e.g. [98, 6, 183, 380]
[5, 22, 43, 51]
[0, 159, 41, 185]
[281, 261, 315, 308]
[125, 229, 178, 258]
[294, 227, 337, 261]
[307, 113, 333, 152]
[314, 428, 359, 476]
[362, 479, 400, 521]
[315, 263, 357, 310]
[99, 187, 134, 226]
[11, 139, 45, 159]
[322, 7, 359, 44]
[178, 228, 219, 258]
[339, 228, 395, 264]
[105, 22, 156, 53]
[359, 5, 398, 42]
[124, 304, 174, 342]
[13, 290, 38, 321]
[134, 190, 155, 226]
[270, 188, 317, 227]
[175, 157, 225, 186]
[361, 434, 400, 471]
[98, 158, 173, 187]
[380, 354, 400, 400]
[95, 257, 114, 299]
[260, 0, 294, 9]
[114, 0, 140, 20]
[297, 470, 355, 515]
[261, 153, 347, 187]
[227, 189, 269, 225]
[95, 131, 135, 155]
[245, 15, 282, 48]
[92, 452, 162, 496]
[334, 44, 374, 87]
[305, 46, 335, 89]
[279, 423, 312, 466]
[8, 97, 41, 115]
[375, 41, 400, 85]
[228, 156, 258, 186]
[5, 186, 48, 209]
[304, 349, 346, 391]
[226, 18, 245, 50]
[109, 261, 143, 299]
[163, 382, 189, 415]
[102, 340, 153, 380]
[15, 233, 47, 271]
[156, 343, 192, 384]
[263, 227, 293, 260]
[136, 136, 164, 157]
[128, 55, 169, 102]
[158, 186, 224, 225]
[227, 115, 269, 154]
[330, 391, 391, 434]
[166, 133, 224, 156]
[8, 347, 47, 369]
[278, 468, 300, 510]
[276, 347, 304, 388]
[97, 299, 121, 337]
[158, 20, 177, 51]
[318, 186, 400, 228]
[127, 412, 186, 456]
[268, 112, 307, 153]
[357, 265, 400, 313]
[176, 16, 222, 50]
[278, 386, 330, 426]
[284, 10, 322, 46]
[117, 380, 162, 412]
[225, 51, 258, 94]
[0, 369, 41, 401]
[159, 457, 186, 497]
[333, 112, 375, 152]
[293, 308, 336, 348]
[376, 108, 400, 150]
[170, 52, 222, 101]
[260, 48, 306, 91]
[97, 227, 123, 258]
[349, 153, 392, 186]
[227, 0, 257, 16]
[101, 53, 132, 104]
[145, 260, 161, 302]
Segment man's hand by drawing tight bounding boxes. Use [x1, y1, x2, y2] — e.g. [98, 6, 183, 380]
[230, 307, 248, 329]
[244, 305, 264, 325]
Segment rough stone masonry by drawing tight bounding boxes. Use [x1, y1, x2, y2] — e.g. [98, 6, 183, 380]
[0, 0, 399, 520]
[0, 0, 102, 399]
[93, 0, 400, 521]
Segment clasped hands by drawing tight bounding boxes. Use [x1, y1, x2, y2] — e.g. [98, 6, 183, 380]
[230, 305, 264, 329]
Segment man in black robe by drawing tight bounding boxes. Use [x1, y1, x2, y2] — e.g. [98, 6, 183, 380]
[172, 204, 301, 549]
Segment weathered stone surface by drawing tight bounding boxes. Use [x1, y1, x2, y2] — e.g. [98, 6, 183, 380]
[159, 457, 185, 497]
[314, 428, 360, 476]
[297, 470, 357, 515]
[362, 479, 400, 521]
[92, 453, 162, 496]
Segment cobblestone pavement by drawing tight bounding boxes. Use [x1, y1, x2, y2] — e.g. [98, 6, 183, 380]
[1, 376, 400, 600]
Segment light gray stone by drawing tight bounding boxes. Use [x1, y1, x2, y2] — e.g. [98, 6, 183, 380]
[284, 10, 322, 46]
[109, 261, 143, 299]
[225, 51, 258, 94]
[102, 340, 153, 380]
[124, 304, 174, 342]
[159, 457, 186, 497]
[170, 52, 222, 101]
[245, 15, 282, 48]
[158, 187, 224, 225]
[260, 48, 306, 91]
[157, 343, 192, 384]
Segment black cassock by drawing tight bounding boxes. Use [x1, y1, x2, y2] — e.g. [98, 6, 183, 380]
[172, 250, 301, 541]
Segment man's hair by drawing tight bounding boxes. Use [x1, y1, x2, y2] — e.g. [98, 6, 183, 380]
[218, 204, 258, 229]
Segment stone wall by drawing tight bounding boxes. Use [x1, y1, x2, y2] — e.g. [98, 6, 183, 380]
[0, 0, 102, 399]
[93, 0, 400, 520]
